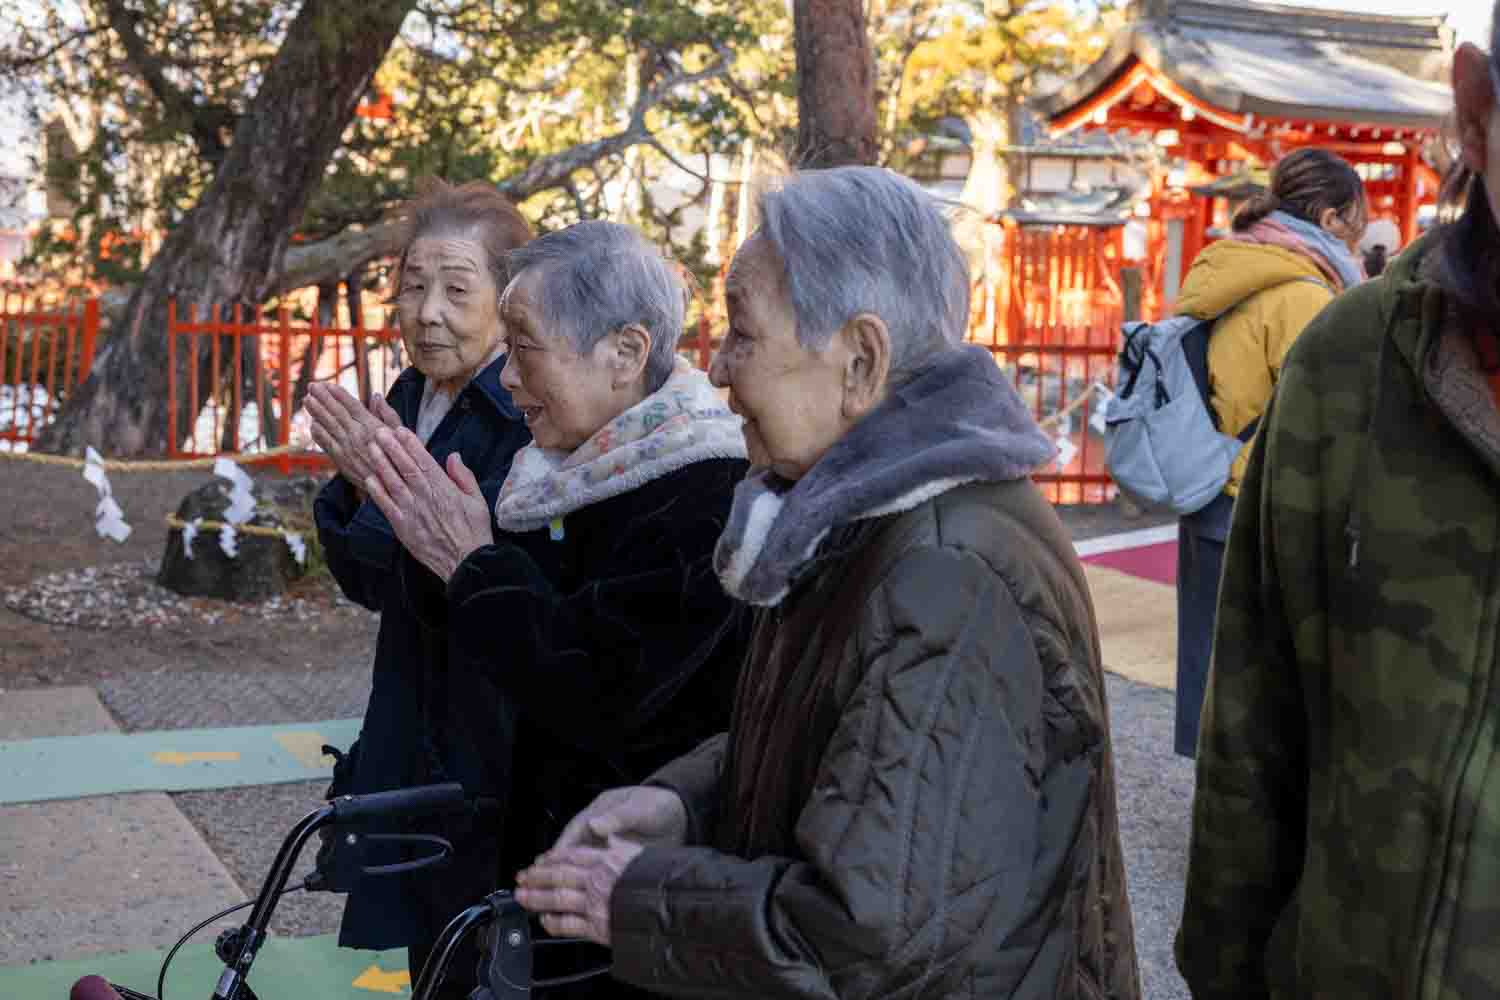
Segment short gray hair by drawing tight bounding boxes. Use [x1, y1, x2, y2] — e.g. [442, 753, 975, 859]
[756, 166, 969, 380]
[506, 221, 684, 393]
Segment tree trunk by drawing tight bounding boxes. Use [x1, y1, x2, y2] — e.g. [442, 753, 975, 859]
[792, 0, 878, 168]
[952, 104, 1020, 281]
[36, 0, 416, 457]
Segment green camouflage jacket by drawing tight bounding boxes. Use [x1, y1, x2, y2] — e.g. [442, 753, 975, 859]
[1176, 233, 1500, 998]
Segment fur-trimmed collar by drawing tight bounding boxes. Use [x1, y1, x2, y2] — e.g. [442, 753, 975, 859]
[494, 359, 746, 534]
[715, 345, 1055, 606]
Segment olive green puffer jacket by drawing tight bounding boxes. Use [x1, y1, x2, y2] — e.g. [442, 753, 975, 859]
[610, 478, 1141, 999]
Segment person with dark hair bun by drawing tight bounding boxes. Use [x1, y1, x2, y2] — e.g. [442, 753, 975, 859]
[1168, 146, 1367, 758]
[306, 178, 534, 993]
[1178, 6, 1500, 995]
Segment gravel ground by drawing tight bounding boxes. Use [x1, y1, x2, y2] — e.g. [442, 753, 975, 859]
[1107, 672, 1194, 1000]
[97, 664, 371, 733]
[2, 560, 367, 630]
[1055, 501, 1176, 541]
[173, 781, 347, 939]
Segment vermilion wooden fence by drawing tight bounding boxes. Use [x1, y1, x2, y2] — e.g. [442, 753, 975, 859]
[18, 224, 1134, 505]
[0, 292, 100, 449]
[165, 301, 403, 473]
[971, 223, 1129, 505]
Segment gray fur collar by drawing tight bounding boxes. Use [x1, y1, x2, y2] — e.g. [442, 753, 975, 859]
[715, 344, 1055, 606]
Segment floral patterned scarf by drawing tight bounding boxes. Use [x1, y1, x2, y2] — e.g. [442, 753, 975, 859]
[494, 358, 747, 534]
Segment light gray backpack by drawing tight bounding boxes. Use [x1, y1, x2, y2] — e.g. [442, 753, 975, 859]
[1102, 314, 1254, 515]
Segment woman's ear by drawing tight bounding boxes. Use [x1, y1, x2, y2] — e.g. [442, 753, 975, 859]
[1453, 43, 1495, 174]
[608, 324, 653, 388]
[839, 313, 892, 419]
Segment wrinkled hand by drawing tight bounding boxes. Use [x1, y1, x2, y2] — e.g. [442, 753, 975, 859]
[512, 787, 686, 946]
[306, 384, 400, 489]
[362, 426, 493, 582]
[514, 840, 644, 947]
[552, 786, 689, 852]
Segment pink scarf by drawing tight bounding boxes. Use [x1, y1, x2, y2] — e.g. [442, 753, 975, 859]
[1231, 217, 1362, 292]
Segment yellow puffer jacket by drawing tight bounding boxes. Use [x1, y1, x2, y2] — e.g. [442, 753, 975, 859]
[1176, 240, 1335, 496]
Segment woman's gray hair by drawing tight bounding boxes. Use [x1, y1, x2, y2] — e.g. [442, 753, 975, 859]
[756, 166, 969, 380]
[506, 221, 685, 393]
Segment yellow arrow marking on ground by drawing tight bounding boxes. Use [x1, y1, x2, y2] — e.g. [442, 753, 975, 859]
[151, 750, 241, 766]
[352, 965, 411, 994]
[272, 730, 336, 770]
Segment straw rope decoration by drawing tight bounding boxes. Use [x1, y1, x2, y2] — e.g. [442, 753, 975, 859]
[2, 379, 1111, 552]
[0, 442, 304, 471]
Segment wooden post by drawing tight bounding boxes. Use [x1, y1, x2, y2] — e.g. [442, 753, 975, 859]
[1401, 144, 1421, 248]
[167, 300, 178, 457]
[278, 306, 292, 475]
[1121, 267, 1143, 324]
[78, 298, 99, 382]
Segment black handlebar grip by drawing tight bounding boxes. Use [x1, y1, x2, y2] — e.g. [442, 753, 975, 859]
[331, 783, 467, 823]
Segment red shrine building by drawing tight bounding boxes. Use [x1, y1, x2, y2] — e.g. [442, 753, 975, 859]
[1034, 0, 1455, 312]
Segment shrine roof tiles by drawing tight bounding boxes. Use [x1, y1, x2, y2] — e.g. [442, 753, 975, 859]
[1036, 0, 1455, 131]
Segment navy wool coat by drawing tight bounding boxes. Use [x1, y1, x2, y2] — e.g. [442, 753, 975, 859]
[313, 353, 530, 949]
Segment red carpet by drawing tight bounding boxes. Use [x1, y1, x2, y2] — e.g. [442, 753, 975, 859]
[1082, 540, 1178, 586]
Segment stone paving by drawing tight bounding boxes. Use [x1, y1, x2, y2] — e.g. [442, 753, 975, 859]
[0, 688, 248, 967]
[0, 502, 1193, 998]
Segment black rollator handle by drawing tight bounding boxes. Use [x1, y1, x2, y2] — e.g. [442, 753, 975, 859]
[213, 783, 469, 998]
[331, 782, 467, 823]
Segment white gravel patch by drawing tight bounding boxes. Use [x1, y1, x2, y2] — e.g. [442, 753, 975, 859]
[2, 560, 369, 630]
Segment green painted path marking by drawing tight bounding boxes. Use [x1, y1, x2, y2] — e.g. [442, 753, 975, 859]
[0, 933, 410, 998]
[0, 718, 361, 805]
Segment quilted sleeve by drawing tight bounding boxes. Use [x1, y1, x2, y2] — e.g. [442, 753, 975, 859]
[610, 544, 1072, 999]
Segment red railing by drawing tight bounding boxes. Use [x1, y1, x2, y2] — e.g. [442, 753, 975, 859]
[11, 225, 1131, 506]
[970, 223, 1128, 505]
[0, 292, 100, 449]
[166, 300, 403, 473]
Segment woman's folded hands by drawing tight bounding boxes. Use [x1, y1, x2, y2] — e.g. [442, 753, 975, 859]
[363, 423, 495, 583]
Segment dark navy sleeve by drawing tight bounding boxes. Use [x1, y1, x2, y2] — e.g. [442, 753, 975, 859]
[314, 474, 399, 613]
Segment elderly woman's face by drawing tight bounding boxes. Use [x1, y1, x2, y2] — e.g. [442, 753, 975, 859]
[396, 234, 503, 389]
[499, 268, 631, 451]
[709, 235, 859, 480]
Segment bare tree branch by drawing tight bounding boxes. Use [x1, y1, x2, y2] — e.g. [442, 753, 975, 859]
[88, 41, 739, 331]
[0, 26, 104, 72]
[99, 0, 237, 166]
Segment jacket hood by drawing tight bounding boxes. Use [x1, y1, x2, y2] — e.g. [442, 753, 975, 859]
[1325, 230, 1446, 574]
[1176, 240, 1328, 320]
[1374, 230, 1446, 380]
[715, 344, 1056, 606]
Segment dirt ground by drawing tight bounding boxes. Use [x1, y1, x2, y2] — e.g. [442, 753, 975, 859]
[0, 457, 375, 691]
[0, 454, 1162, 693]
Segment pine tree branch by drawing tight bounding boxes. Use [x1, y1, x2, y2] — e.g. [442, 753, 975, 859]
[99, 0, 236, 166]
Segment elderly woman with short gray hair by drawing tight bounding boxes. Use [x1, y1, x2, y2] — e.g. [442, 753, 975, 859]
[363, 220, 750, 998]
[517, 167, 1142, 999]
